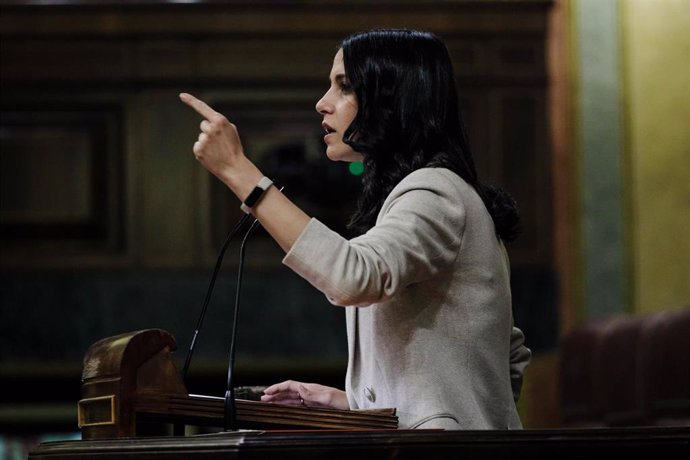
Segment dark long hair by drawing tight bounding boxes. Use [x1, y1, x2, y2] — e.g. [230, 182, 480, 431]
[341, 29, 520, 241]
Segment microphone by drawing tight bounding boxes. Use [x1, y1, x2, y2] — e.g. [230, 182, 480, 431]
[181, 212, 252, 385]
[224, 217, 262, 431]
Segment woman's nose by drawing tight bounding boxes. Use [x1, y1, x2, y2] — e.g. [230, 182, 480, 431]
[315, 92, 333, 114]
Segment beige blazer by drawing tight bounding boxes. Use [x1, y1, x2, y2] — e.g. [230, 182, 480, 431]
[284, 168, 530, 429]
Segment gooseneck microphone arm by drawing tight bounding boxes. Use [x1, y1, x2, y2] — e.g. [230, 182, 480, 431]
[182, 212, 252, 385]
[224, 217, 262, 431]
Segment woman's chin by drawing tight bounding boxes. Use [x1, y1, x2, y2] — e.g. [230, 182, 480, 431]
[325, 146, 363, 163]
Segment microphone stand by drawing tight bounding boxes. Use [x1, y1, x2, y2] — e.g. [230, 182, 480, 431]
[173, 213, 251, 436]
[181, 213, 252, 385]
[224, 217, 262, 431]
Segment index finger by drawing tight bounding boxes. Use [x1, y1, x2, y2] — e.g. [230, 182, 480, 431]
[179, 92, 219, 119]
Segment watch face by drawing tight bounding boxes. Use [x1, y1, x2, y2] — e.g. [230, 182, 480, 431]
[244, 185, 266, 208]
[243, 178, 273, 211]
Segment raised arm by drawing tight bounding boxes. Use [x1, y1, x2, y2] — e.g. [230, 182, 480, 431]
[179, 92, 310, 252]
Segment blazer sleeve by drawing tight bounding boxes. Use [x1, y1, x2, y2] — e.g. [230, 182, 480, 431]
[283, 170, 466, 307]
[509, 326, 531, 402]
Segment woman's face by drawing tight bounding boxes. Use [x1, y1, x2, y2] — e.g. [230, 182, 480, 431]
[315, 49, 363, 162]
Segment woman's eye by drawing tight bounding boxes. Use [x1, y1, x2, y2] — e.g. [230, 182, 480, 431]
[340, 82, 353, 93]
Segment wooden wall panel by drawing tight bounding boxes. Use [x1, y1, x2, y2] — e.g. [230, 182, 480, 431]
[0, 104, 125, 265]
[1, 1, 553, 270]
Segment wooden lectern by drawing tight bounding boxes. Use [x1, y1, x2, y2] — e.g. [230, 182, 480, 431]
[32, 329, 690, 459]
[77, 329, 397, 439]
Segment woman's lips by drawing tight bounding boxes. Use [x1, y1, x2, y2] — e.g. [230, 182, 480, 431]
[322, 122, 335, 142]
